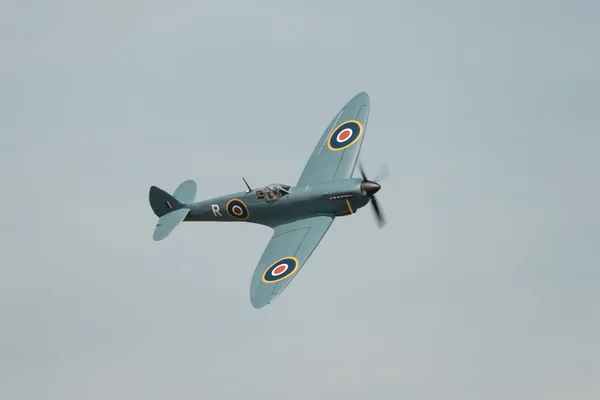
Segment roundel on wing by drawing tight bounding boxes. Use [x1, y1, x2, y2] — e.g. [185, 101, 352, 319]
[262, 257, 299, 283]
[226, 198, 249, 220]
[327, 120, 363, 151]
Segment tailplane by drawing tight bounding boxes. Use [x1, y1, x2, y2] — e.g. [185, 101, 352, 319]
[149, 180, 196, 241]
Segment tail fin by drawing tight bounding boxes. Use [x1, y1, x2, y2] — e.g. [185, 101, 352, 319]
[149, 180, 196, 217]
[149, 186, 184, 217]
[149, 180, 197, 241]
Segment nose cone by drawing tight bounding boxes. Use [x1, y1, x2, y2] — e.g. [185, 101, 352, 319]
[361, 180, 381, 196]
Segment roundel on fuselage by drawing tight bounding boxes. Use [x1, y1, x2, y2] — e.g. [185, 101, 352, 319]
[226, 198, 249, 220]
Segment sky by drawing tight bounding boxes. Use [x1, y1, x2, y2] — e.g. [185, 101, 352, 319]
[1, 0, 599, 399]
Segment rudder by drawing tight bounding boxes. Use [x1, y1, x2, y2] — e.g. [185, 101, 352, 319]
[149, 180, 196, 217]
[149, 186, 184, 217]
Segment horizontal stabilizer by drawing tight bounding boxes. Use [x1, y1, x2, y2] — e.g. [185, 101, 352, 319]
[153, 208, 190, 241]
[173, 180, 196, 204]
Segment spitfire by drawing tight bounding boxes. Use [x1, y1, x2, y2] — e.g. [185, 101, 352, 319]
[148, 91, 387, 309]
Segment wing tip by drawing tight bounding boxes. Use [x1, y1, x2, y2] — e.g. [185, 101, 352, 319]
[250, 296, 270, 309]
[353, 91, 370, 105]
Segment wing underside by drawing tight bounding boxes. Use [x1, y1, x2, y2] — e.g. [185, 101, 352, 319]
[296, 92, 370, 187]
[249, 215, 335, 308]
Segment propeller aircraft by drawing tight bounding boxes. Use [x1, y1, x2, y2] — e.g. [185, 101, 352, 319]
[149, 91, 387, 308]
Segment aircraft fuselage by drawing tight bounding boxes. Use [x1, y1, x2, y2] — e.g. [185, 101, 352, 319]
[184, 178, 371, 227]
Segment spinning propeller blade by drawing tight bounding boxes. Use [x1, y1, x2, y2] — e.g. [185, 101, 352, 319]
[358, 161, 387, 229]
[374, 161, 390, 182]
[358, 162, 367, 181]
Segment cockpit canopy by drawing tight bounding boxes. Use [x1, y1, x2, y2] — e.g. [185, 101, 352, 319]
[255, 183, 291, 201]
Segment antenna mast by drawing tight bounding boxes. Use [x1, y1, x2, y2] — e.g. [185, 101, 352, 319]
[242, 177, 252, 193]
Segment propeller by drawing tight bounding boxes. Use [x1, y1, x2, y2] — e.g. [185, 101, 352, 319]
[374, 161, 390, 182]
[358, 162, 387, 229]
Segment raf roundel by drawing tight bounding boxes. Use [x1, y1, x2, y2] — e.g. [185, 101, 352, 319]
[226, 198, 249, 220]
[262, 257, 299, 283]
[327, 120, 363, 151]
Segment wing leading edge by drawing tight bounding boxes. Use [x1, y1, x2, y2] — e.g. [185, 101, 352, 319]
[249, 215, 335, 308]
[296, 92, 370, 187]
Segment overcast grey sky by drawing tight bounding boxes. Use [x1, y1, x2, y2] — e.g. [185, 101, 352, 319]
[1, 0, 599, 399]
